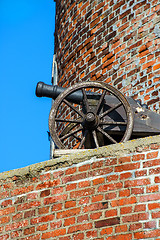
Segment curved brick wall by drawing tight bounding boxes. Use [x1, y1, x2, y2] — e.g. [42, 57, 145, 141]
[54, 0, 160, 111]
[0, 136, 160, 239]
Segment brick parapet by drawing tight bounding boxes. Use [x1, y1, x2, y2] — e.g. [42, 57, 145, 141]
[54, 0, 160, 111]
[0, 135, 160, 239]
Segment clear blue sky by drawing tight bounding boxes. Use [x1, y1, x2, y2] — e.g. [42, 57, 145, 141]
[0, 0, 55, 172]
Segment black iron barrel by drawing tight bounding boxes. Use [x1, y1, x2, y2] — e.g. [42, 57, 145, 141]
[36, 82, 84, 104]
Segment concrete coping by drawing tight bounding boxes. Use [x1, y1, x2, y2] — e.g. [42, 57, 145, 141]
[0, 135, 160, 181]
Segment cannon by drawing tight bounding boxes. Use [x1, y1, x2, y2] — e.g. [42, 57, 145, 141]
[36, 81, 160, 149]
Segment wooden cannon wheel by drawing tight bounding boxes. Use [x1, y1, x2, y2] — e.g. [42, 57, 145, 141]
[49, 81, 133, 149]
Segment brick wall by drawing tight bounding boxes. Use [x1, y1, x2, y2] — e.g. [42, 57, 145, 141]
[0, 135, 160, 239]
[54, 0, 160, 111]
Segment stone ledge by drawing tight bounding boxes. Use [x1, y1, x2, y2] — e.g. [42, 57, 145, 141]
[0, 135, 160, 180]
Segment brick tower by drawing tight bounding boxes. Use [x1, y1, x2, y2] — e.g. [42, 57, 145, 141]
[54, 0, 160, 111]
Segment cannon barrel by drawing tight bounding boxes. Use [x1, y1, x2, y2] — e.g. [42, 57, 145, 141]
[36, 82, 84, 103]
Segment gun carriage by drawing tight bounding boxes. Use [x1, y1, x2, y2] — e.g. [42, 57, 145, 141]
[36, 81, 160, 149]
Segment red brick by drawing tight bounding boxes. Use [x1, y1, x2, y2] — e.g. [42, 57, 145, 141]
[44, 194, 68, 205]
[41, 229, 66, 239]
[119, 156, 131, 163]
[135, 169, 147, 177]
[65, 167, 76, 175]
[119, 189, 130, 197]
[100, 227, 113, 235]
[91, 160, 103, 169]
[27, 192, 38, 200]
[11, 186, 34, 196]
[57, 208, 81, 219]
[148, 202, 160, 210]
[92, 195, 103, 203]
[120, 172, 132, 180]
[36, 224, 48, 231]
[124, 178, 150, 187]
[38, 207, 49, 215]
[0, 200, 12, 207]
[73, 233, 84, 240]
[68, 223, 92, 233]
[24, 227, 35, 235]
[52, 203, 62, 211]
[65, 200, 76, 208]
[50, 221, 62, 229]
[140, 193, 160, 202]
[17, 201, 41, 211]
[152, 211, 160, 219]
[105, 192, 117, 200]
[30, 215, 54, 225]
[0, 235, 9, 240]
[115, 162, 140, 172]
[131, 187, 144, 195]
[105, 209, 117, 217]
[144, 221, 156, 229]
[86, 230, 97, 238]
[132, 154, 145, 161]
[78, 180, 90, 188]
[36, 180, 60, 190]
[98, 182, 123, 192]
[146, 151, 158, 159]
[92, 177, 105, 185]
[77, 214, 88, 223]
[115, 225, 128, 233]
[64, 217, 75, 226]
[0, 207, 15, 216]
[149, 167, 160, 175]
[146, 185, 159, 193]
[40, 173, 51, 181]
[107, 174, 119, 182]
[40, 190, 50, 198]
[129, 223, 142, 231]
[120, 206, 132, 215]
[5, 220, 28, 231]
[134, 229, 160, 239]
[66, 183, 77, 191]
[78, 164, 90, 172]
[153, 63, 160, 70]
[52, 187, 64, 195]
[105, 158, 117, 166]
[0, 216, 10, 225]
[122, 213, 149, 223]
[90, 212, 102, 220]
[83, 202, 108, 213]
[79, 197, 90, 205]
[10, 230, 21, 238]
[24, 210, 35, 219]
[111, 196, 137, 207]
[70, 188, 94, 198]
[143, 159, 160, 168]
[106, 233, 132, 240]
[134, 204, 146, 212]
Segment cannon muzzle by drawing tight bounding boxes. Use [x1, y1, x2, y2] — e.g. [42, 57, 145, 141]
[36, 82, 84, 103]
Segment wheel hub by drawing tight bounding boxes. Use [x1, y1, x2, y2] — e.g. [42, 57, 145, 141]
[84, 112, 98, 129]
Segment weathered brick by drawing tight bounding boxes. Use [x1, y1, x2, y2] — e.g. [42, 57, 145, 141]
[95, 217, 120, 228]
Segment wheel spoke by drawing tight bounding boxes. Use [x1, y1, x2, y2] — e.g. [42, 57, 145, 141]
[82, 88, 90, 112]
[100, 102, 122, 119]
[78, 130, 88, 149]
[97, 126, 117, 144]
[63, 99, 84, 118]
[60, 126, 83, 141]
[99, 121, 127, 126]
[55, 118, 83, 124]
[92, 130, 99, 148]
[95, 90, 106, 114]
